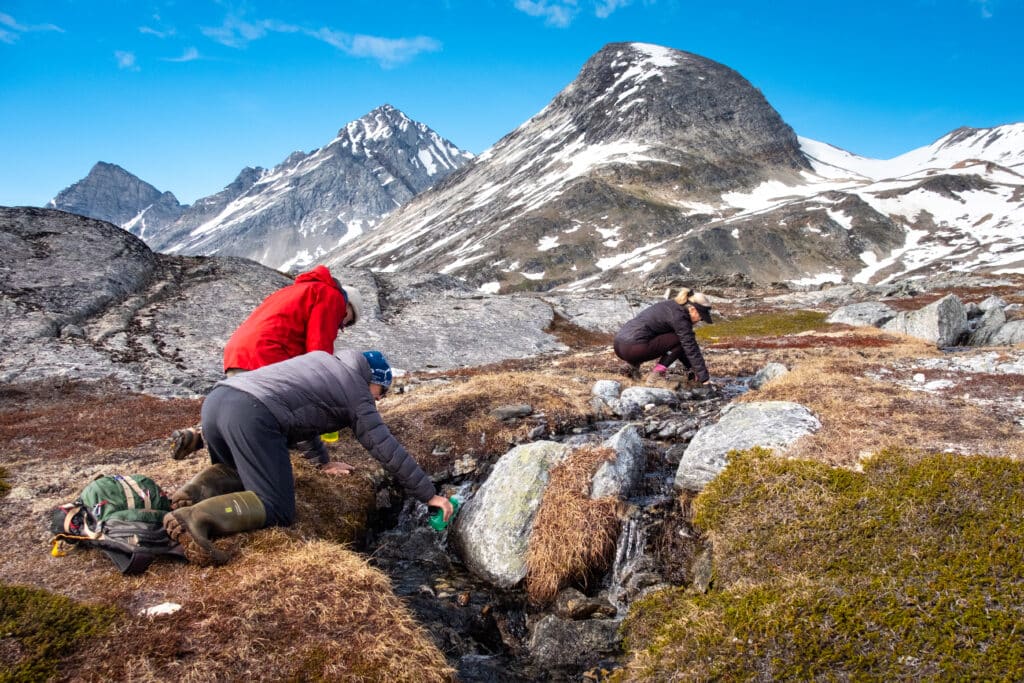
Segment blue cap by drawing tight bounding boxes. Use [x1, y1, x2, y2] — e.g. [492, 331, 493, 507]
[362, 350, 392, 387]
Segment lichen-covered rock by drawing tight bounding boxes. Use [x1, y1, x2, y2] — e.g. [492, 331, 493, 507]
[590, 425, 644, 499]
[882, 294, 967, 347]
[967, 305, 1007, 346]
[451, 441, 570, 588]
[591, 379, 622, 405]
[979, 295, 1008, 312]
[0, 209, 571, 394]
[990, 320, 1024, 346]
[826, 301, 896, 327]
[674, 401, 820, 491]
[612, 386, 679, 418]
[748, 362, 789, 390]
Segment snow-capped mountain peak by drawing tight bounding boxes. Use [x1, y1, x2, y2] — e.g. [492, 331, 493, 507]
[142, 105, 473, 271]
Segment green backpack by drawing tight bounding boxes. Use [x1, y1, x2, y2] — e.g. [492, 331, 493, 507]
[49, 474, 185, 574]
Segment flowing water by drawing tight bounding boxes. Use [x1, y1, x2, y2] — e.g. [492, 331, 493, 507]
[364, 380, 743, 680]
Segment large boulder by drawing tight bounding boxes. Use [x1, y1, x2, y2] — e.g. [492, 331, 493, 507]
[748, 362, 789, 390]
[990, 320, 1024, 346]
[882, 294, 967, 347]
[612, 386, 679, 418]
[967, 306, 1007, 346]
[674, 401, 820, 491]
[590, 425, 645, 499]
[451, 441, 570, 588]
[826, 301, 896, 328]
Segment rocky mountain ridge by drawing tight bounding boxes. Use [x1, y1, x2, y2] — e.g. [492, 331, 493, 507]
[323, 43, 1023, 292]
[46, 105, 473, 272]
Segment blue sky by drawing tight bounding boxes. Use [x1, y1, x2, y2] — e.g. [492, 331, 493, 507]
[1, 0, 1022, 207]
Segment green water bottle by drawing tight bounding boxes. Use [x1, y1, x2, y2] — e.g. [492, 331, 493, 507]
[428, 497, 461, 531]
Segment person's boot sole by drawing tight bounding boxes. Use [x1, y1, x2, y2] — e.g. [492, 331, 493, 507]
[170, 429, 203, 460]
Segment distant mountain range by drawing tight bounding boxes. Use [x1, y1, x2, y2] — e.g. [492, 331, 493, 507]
[46, 43, 1023, 289]
[50, 105, 472, 271]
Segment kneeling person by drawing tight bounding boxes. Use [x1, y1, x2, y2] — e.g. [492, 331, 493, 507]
[164, 349, 452, 565]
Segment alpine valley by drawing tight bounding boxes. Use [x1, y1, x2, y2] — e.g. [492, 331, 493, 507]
[47, 42, 1023, 291]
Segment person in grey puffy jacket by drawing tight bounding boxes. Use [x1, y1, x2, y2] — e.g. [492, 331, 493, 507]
[163, 349, 453, 565]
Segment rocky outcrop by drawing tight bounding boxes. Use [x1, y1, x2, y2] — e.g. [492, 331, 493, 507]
[990, 320, 1024, 346]
[451, 441, 570, 588]
[675, 401, 820, 491]
[0, 209, 571, 395]
[883, 294, 968, 347]
[827, 301, 897, 327]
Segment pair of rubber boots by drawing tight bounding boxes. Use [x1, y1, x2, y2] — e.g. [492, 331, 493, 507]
[164, 463, 266, 566]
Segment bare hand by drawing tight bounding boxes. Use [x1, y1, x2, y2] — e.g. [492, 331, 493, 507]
[427, 494, 454, 522]
[321, 461, 355, 476]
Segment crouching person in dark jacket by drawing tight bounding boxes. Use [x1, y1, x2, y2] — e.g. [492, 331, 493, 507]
[163, 349, 453, 565]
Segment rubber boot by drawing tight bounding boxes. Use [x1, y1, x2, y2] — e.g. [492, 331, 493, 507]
[170, 427, 204, 460]
[163, 491, 266, 566]
[170, 464, 243, 510]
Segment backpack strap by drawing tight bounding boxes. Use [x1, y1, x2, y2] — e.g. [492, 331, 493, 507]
[114, 475, 152, 510]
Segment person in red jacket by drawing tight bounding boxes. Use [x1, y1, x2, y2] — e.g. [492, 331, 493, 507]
[170, 265, 363, 460]
[222, 265, 359, 373]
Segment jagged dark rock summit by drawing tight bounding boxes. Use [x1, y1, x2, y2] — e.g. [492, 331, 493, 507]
[48, 161, 186, 239]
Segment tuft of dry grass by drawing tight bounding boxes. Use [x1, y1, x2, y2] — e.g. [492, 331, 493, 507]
[60, 532, 454, 682]
[382, 371, 595, 472]
[526, 446, 622, 605]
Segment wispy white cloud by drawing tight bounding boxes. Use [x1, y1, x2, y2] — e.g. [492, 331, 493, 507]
[513, 0, 635, 26]
[201, 16, 300, 48]
[595, 0, 633, 19]
[312, 29, 441, 67]
[514, 0, 579, 27]
[140, 25, 176, 38]
[164, 46, 200, 62]
[971, 0, 994, 18]
[115, 50, 139, 71]
[201, 14, 440, 67]
[0, 12, 64, 43]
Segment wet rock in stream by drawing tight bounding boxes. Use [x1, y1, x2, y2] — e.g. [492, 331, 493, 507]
[364, 377, 741, 680]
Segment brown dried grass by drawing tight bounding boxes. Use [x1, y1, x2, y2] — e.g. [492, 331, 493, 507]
[741, 355, 1024, 466]
[0, 379, 449, 682]
[382, 371, 595, 471]
[0, 378, 201, 459]
[526, 446, 622, 605]
[60, 532, 454, 682]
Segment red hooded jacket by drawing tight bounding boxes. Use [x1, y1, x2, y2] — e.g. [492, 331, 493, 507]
[223, 265, 347, 372]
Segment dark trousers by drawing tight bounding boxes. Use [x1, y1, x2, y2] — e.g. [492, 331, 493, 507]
[201, 385, 295, 527]
[614, 335, 692, 371]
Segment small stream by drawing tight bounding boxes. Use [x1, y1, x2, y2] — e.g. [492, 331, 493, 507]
[364, 379, 746, 680]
